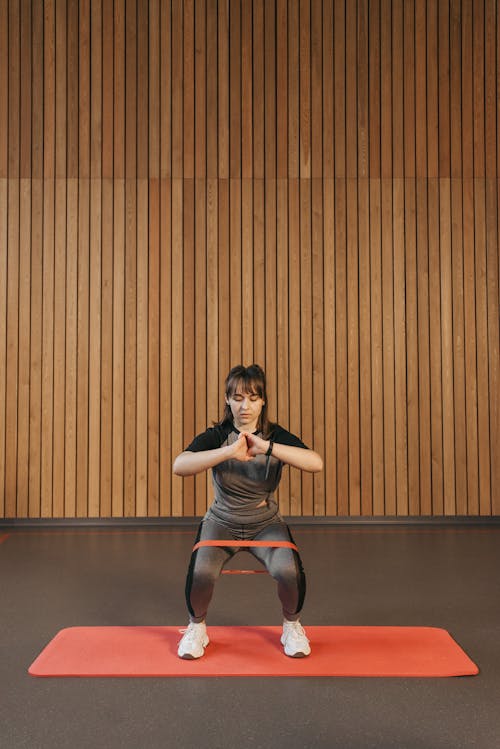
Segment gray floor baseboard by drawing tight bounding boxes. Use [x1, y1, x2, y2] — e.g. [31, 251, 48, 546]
[1, 515, 500, 528]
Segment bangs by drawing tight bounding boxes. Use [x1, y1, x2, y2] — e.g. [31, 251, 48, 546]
[226, 374, 264, 399]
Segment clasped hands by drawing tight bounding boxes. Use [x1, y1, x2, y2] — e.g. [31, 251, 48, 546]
[230, 431, 270, 462]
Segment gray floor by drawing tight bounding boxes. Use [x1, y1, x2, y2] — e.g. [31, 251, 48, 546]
[1, 523, 500, 749]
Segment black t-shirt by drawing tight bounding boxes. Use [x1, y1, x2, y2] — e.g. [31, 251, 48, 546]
[185, 421, 308, 453]
[184, 421, 308, 522]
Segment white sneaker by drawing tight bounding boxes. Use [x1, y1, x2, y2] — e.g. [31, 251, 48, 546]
[177, 621, 209, 659]
[281, 620, 311, 658]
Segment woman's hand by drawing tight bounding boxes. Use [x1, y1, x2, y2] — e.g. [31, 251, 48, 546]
[173, 433, 255, 475]
[244, 432, 270, 457]
[229, 432, 256, 462]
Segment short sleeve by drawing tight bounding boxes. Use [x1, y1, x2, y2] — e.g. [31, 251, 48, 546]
[272, 425, 309, 450]
[184, 426, 225, 453]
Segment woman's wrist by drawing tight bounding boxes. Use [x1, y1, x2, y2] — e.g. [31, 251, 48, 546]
[226, 442, 240, 458]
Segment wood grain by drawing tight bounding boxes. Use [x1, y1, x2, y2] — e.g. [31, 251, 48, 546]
[1, 0, 498, 520]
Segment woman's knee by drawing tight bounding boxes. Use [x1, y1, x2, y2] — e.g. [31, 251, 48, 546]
[269, 562, 303, 588]
[191, 564, 219, 588]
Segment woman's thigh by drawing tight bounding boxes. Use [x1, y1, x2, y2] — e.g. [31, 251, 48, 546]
[192, 516, 239, 573]
[248, 520, 302, 574]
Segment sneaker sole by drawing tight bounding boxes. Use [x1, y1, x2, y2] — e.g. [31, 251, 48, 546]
[284, 649, 310, 658]
[178, 637, 209, 660]
[281, 635, 310, 658]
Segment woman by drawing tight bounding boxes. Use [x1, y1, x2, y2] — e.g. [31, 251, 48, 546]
[173, 364, 323, 659]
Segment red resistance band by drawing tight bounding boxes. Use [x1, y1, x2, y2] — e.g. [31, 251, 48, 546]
[191, 539, 300, 575]
[192, 540, 299, 553]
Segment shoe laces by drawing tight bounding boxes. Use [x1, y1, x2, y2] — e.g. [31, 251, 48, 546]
[178, 623, 205, 643]
[284, 621, 308, 640]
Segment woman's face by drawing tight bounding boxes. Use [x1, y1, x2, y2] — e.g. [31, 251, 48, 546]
[225, 388, 265, 431]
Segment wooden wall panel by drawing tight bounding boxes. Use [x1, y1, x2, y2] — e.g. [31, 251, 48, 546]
[0, 0, 499, 519]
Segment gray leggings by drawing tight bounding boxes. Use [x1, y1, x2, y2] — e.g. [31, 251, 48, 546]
[185, 515, 306, 623]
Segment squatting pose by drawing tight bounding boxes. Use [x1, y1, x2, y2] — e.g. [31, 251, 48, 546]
[173, 364, 323, 659]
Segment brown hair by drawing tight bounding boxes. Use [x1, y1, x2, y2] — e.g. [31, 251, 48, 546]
[217, 364, 274, 438]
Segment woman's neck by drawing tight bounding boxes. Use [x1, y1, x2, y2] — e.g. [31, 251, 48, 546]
[234, 419, 259, 434]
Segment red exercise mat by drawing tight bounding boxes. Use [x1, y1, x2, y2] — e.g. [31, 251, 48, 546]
[28, 625, 478, 678]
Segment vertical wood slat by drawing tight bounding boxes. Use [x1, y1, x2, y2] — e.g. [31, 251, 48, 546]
[310, 3, 331, 515]
[182, 177, 195, 515]
[276, 0, 287, 179]
[229, 0, 241, 178]
[18, 175, 30, 518]
[449, 0, 467, 515]
[217, 0, 228, 179]
[88, 0, 102, 519]
[218, 179, 230, 395]
[415, 5, 431, 514]
[357, 32, 372, 523]
[0, 0, 8, 517]
[30, 0, 44, 515]
[53, 0, 68, 518]
[76, 170, 90, 518]
[181, 0, 196, 518]
[112, 0, 126, 516]
[485, 4, 499, 515]
[159, 3, 172, 515]
[0, 0, 7, 179]
[159, 177, 172, 516]
[486, 178, 500, 514]
[0, 173, 7, 518]
[41, 0, 56, 518]
[334, 1, 348, 515]
[194, 177, 207, 515]
[392, 3, 408, 515]
[381, 0, 395, 516]
[1, 0, 499, 520]
[205, 0, 219, 505]
[5, 0, 20, 518]
[124, 0, 137, 517]
[17, 0, 32, 517]
[171, 175, 183, 516]
[298, 2, 311, 513]
[459, 0, 477, 517]
[65, 0, 79, 519]
[346, 1, 360, 515]
[146, 0, 161, 518]
[137, 177, 149, 516]
[323, 177, 336, 515]
[475, 178, 491, 515]
[276, 179, 290, 514]
[369, 0, 383, 516]
[136, 0, 149, 517]
[312, 176, 325, 515]
[100, 0, 114, 517]
[288, 177, 301, 514]
[264, 3, 277, 438]
[147, 174, 160, 518]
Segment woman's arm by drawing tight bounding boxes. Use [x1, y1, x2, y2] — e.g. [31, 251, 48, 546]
[173, 432, 251, 476]
[269, 442, 323, 473]
[245, 432, 323, 473]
